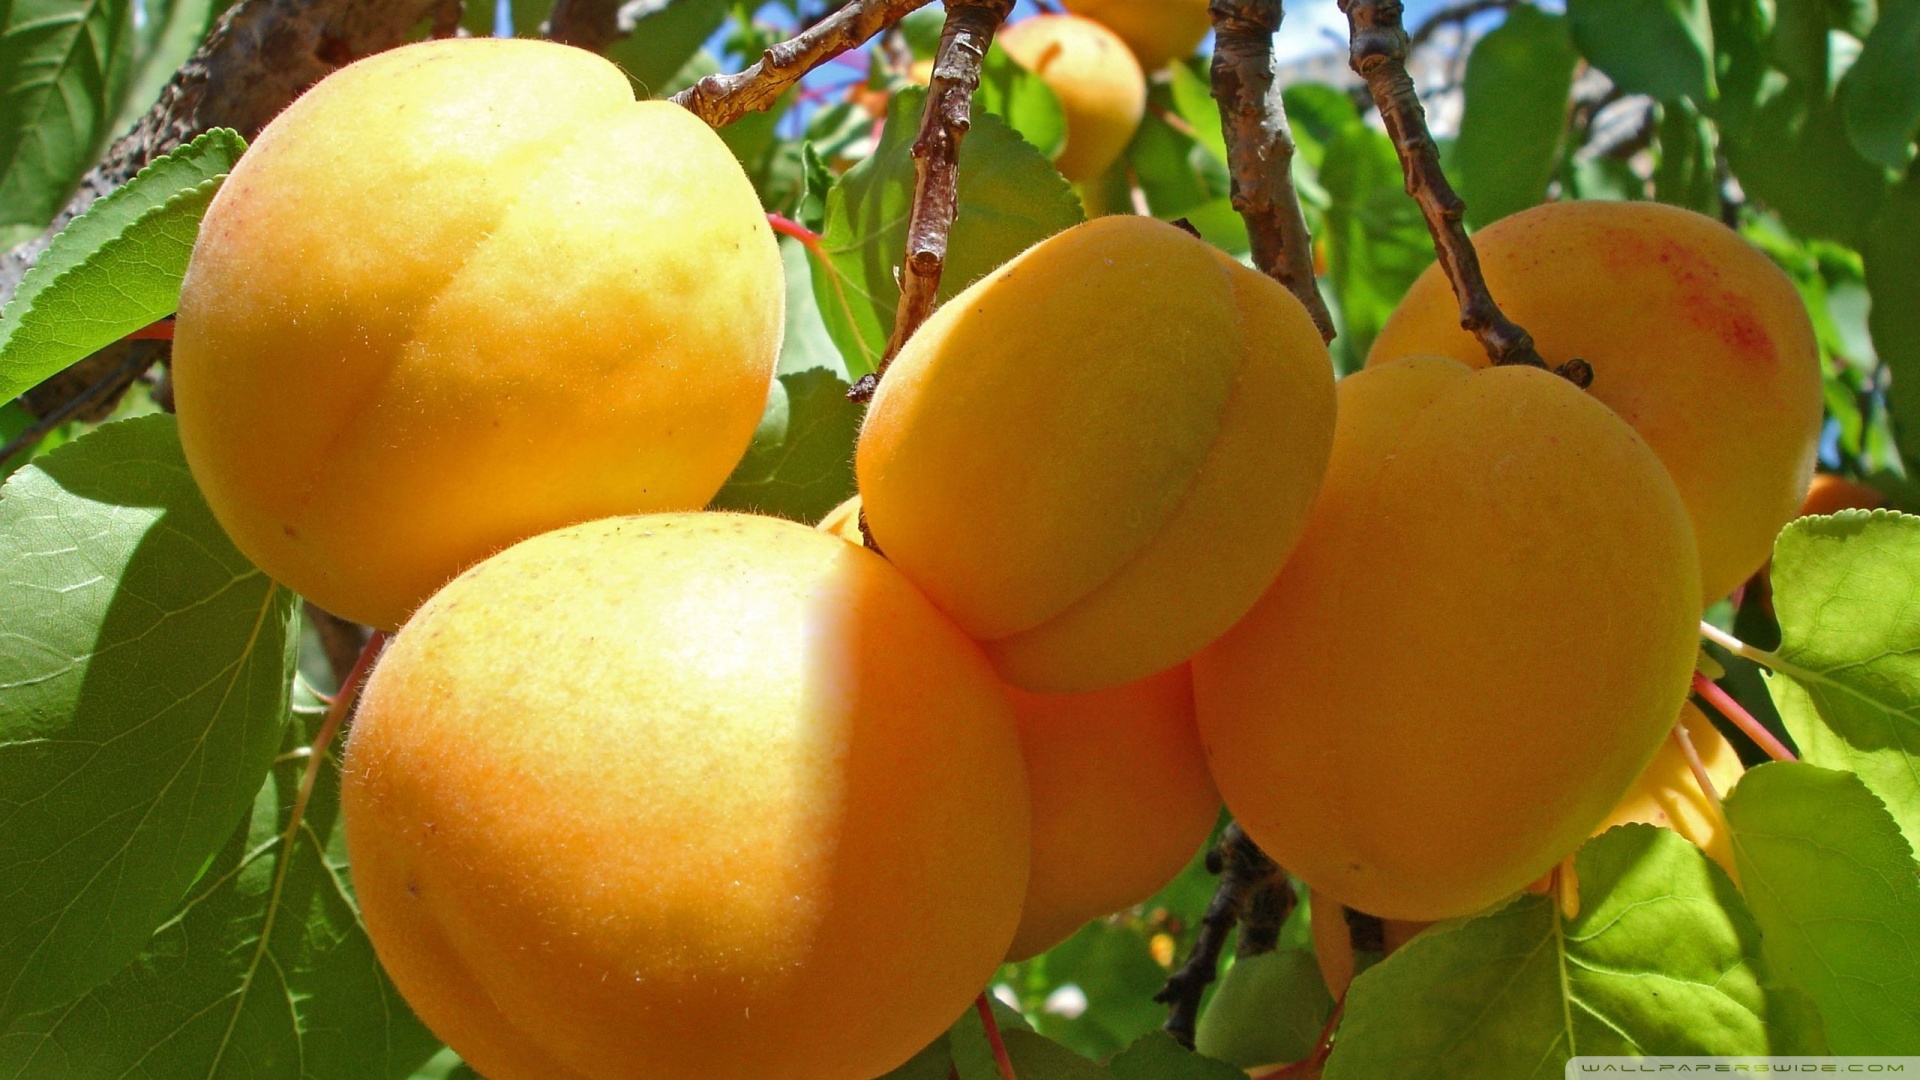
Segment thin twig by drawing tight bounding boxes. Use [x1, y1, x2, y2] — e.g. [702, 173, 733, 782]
[974, 993, 1020, 1080]
[1209, 0, 1336, 342]
[1407, 0, 1516, 49]
[846, 0, 1013, 402]
[672, 0, 936, 127]
[1154, 824, 1287, 1048]
[1339, 0, 1551, 373]
[1691, 670, 1797, 764]
[1670, 718, 1723, 808]
[544, 0, 625, 52]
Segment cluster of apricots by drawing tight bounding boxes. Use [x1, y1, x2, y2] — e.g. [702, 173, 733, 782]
[168, 23, 1824, 1080]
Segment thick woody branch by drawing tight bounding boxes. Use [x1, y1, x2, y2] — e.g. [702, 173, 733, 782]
[1210, 0, 1336, 342]
[672, 0, 936, 127]
[1155, 824, 1290, 1048]
[1340, 0, 1553, 373]
[544, 0, 625, 52]
[846, 0, 1013, 402]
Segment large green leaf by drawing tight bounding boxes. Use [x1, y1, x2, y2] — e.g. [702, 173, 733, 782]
[0, 671, 443, 1078]
[0, 128, 245, 404]
[1725, 762, 1920, 1053]
[0, 415, 297, 1020]
[1866, 173, 1920, 465]
[813, 87, 1083, 377]
[1324, 826, 1814, 1079]
[1567, 0, 1717, 102]
[1724, 77, 1890, 243]
[1842, 0, 1920, 167]
[976, 44, 1066, 161]
[953, 1003, 1109, 1080]
[708, 366, 863, 525]
[1764, 510, 1920, 848]
[606, 0, 729, 97]
[1655, 98, 1723, 216]
[1194, 949, 1334, 1069]
[1108, 1031, 1245, 1080]
[0, 0, 135, 246]
[1454, 6, 1579, 229]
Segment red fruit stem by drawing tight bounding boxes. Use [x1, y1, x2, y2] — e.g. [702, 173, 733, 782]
[125, 318, 175, 341]
[975, 993, 1019, 1080]
[765, 212, 825, 249]
[1691, 671, 1796, 764]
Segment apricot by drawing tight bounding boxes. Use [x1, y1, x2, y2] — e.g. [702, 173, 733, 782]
[1064, 0, 1210, 72]
[342, 514, 1029, 1080]
[1194, 357, 1700, 922]
[1601, 702, 1745, 880]
[1003, 665, 1221, 960]
[173, 39, 783, 629]
[857, 216, 1337, 693]
[1308, 890, 1430, 1001]
[1000, 14, 1147, 183]
[1368, 201, 1821, 605]
[1800, 473, 1887, 517]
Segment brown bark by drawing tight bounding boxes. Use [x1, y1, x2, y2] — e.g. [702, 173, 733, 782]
[1340, 0, 1549, 370]
[1210, 0, 1336, 342]
[544, 0, 625, 53]
[1155, 824, 1290, 1048]
[672, 0, 936, 127]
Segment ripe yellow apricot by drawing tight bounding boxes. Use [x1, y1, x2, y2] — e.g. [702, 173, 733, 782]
[1004, 665, 1221, 960]
[173, 39, 782, 629]
[1601, 702, 1745, 880]
[1000, 14, 1147, 183]
[1195, 357, 1700, 922]
[1308, 890, 1430, 1001]
[858, 216, 1337, 693]
[1064, 0, 1210, 72]
[1801, 473, 1887, 517]
[342, 514, 1029, 1080]
[1368, 201, 1821, 605]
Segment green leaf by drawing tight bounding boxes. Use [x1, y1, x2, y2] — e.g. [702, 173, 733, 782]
[1843, 0, 1920, 168]
[1654, 98, 1724, 216]
[1568, 0, 1718, 102]
[1725, 762, 1920, 1053]
[1764, 511, 1920, 848]
[1866, 172, 1920, 465]
[976, 44, 1067, 160]
[459, 0, 552, 37]
[0, 660, 443, 1078]
[112, 0, 217, 139]
[606, 0, 729, 98]
[875, 1035, 958, 1080]
[0, 415, 297, 1020]
[1167, 59, 1227, 165]
[1324, 826, 1813, 1079]
[813, 87, 1083, 377]
[1015, 920, 1178, 1059]
[1454, 7, 1578, 229]
[773, 234, 845, 378]
[1194, 949, 1334, 1069]
[1723, 77, 1890, 243]
[0, 128, 246, 405]
[1109, 1031, 1245, 1080]
[1313, 93, 1430, 374]
[707, 366, 863, 525]
[0, 0, 136, 242]
[954, 1004, 1110, 1080]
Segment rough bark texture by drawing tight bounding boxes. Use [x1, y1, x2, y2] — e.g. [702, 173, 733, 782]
[672, 0, 936, 127]
[1340, 0, 1548, 370]
[544, 0, 625, 52]
[843, 0, 1014, 402]
[1155, 824, 1290, 1048]
[1210, 0, 1336, 342]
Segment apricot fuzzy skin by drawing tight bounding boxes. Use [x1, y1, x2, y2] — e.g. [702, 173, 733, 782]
[1064, 0, 1210, 72]
[1000, 14, 1148, 183]
[857, 216, 1337, 693]
[1601, 702, 1746, 880]
[173, 39, 783, 628]
[1368, 200, 1822, 605]
[1195, 357, 1700, 922]
[1004, 666, 1221, 960]
[342, 514, 1029, 1080]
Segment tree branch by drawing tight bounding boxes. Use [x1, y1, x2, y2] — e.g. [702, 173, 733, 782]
[1154, 824, 1288, 1048]
[1210, 0, 1336, 342]
[1339, 0, 1549, 372]
[672, 0, 936, 127]
[845, 0, 1014, 402]
[544, 0, 625, 52]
